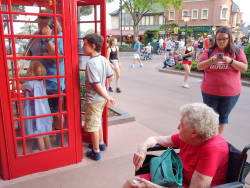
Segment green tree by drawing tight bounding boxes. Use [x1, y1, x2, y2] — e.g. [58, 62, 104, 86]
[16, 23, 38, 35]
[123, 0, 184, 39]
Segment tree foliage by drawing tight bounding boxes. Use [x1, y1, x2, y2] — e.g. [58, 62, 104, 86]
[16, 23, 38, 35]
[160, 22, 180, 30]
[143, 29, 164, 45]
[123, 0, 184, 38]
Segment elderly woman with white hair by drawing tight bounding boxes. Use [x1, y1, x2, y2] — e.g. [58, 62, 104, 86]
[131, 103, 229, 188]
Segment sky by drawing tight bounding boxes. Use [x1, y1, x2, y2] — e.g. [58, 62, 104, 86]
[106, 0, 250, 29]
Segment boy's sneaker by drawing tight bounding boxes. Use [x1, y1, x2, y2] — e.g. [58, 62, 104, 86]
[182, 83, 189, 88]
[116, 88, 121, 93]
[139, 64, 143, 68]
[130, 65, 134, 68]
[86, 149, 101, 161]
[88, 143, 107, 151]
[108, 87, 113, 92]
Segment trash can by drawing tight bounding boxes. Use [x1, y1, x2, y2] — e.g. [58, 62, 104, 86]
[150, 42, 158, 54]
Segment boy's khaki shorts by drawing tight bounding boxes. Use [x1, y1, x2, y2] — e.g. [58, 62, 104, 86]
[84, 100, 106, 132]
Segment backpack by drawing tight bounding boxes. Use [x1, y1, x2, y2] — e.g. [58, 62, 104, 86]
[208, 47, 240, 60]
[163, 42, 166, 48]
[178, 54, 183, 61]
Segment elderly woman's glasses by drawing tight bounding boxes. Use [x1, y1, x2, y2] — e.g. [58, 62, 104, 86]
[216, 38, 229, 42]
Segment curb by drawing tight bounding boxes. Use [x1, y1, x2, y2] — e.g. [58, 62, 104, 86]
[156, 65, 250, 87]
[108, 106, 136, 126]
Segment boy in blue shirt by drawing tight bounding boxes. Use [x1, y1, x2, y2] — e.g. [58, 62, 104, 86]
[83, 33, 115, 160]
[130, 37, 143, 68]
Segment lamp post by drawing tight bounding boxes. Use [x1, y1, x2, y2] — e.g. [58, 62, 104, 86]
[212, 26, 216, 37]
[128, 33, 131, 46]
[183, 12, 191, 45]
[28, 18, 32, 35]
[248, 29, 250, 43]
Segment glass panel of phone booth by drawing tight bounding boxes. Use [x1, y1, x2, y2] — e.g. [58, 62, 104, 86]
[77, 4, 100, 117]
[2, 14, 11, 35]
[10, 2, 54, 14]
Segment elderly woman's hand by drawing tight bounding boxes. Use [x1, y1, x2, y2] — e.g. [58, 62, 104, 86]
[133, 144, 147, 171]
[131, 177, 160, 188]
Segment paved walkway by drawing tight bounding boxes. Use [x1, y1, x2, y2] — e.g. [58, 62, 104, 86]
[1, 53, 250, 187]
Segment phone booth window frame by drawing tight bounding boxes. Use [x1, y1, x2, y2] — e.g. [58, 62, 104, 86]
[0, 0, 108, 180]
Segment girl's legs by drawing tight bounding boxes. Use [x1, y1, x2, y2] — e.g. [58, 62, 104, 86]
[44, 135, 52, 149]
[37, 137, 45, 151]
[183, 64, 191, 83]
[114, 67, 120, 88]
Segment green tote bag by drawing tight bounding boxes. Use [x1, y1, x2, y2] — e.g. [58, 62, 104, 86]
[149, 147, 184, 188]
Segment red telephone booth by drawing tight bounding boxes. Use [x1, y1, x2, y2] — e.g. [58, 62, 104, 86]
[0, 0, 108, 180]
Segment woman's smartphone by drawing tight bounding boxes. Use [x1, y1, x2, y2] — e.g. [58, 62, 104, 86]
[216, 53, 224, 58]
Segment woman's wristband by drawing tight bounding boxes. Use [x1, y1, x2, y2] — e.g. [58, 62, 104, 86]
[229, 59, 233, 65]
[210, 57, 215, 64]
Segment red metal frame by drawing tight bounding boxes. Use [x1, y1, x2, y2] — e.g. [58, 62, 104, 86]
[0, 0, 75, 179]
[0, 0, 108, 180]
[72, 0, 108, 148]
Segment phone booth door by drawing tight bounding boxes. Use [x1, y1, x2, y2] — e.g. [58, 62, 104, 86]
[0, 0, 78, 179]
[74, 0, 108, 145]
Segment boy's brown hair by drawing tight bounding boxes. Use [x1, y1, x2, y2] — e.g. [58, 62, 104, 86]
[83, 33, 104, 52]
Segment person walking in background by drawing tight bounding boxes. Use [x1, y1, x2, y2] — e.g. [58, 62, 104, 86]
[197, 36, 204, 60]
[197, 26, 248, 135]
[179, 39, 185, 54]
[171, 39, 175, 52]
[159, 37, 163, 54]
[130, 37, 143, 68]
[165, 37, 172, 59]
[182, 39, 195, 88]
[204, 35, 211, 49]
[193, 40, 198, 60]
[107, 37, 121, 93]
[163, 38, 167, 58]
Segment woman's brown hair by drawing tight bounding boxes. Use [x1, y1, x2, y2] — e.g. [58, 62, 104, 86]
[210, 26, 236, 58]
[109, 37, 117, 48]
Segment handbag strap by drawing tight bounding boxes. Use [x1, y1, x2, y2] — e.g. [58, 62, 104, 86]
[158, 147, 176, 183]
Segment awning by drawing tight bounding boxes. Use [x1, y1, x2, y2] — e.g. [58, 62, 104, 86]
[107, 30, 146, 36]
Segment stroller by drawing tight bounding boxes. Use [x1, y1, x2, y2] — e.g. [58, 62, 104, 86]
[140, 46, 153, 60]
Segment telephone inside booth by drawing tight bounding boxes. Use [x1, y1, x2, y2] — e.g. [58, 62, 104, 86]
[0, 0, 108, 180]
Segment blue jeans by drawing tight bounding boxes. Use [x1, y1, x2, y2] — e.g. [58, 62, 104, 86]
[201, 91, 240, 125]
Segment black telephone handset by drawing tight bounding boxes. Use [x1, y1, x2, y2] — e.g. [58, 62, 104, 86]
[48, 23, 54, 30]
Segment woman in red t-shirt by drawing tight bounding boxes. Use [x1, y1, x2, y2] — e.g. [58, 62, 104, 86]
[197, 26, 248, 135]
[131, 103, 229, 188]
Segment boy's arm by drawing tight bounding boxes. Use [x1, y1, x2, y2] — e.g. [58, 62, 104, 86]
[93, 83, 115, 107]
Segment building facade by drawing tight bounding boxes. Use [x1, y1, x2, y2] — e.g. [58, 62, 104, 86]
[164, 0, 243, 39]
[108, 7, 165, 42]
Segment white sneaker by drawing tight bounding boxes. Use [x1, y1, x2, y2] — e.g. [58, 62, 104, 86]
[182, 83, 189, 88]
[197, 80, 202, 83]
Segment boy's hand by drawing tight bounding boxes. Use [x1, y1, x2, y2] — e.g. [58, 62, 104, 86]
[18, 64, 24, 74]
[107, 96, 115, 107]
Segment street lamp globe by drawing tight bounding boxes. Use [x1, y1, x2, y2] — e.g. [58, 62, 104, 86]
[128, 33, 131, 37]
[183, 12, 191, 22]
[212, 26, 216, 31]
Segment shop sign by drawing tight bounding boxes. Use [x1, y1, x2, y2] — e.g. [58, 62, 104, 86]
[159, 31, 165, 34]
